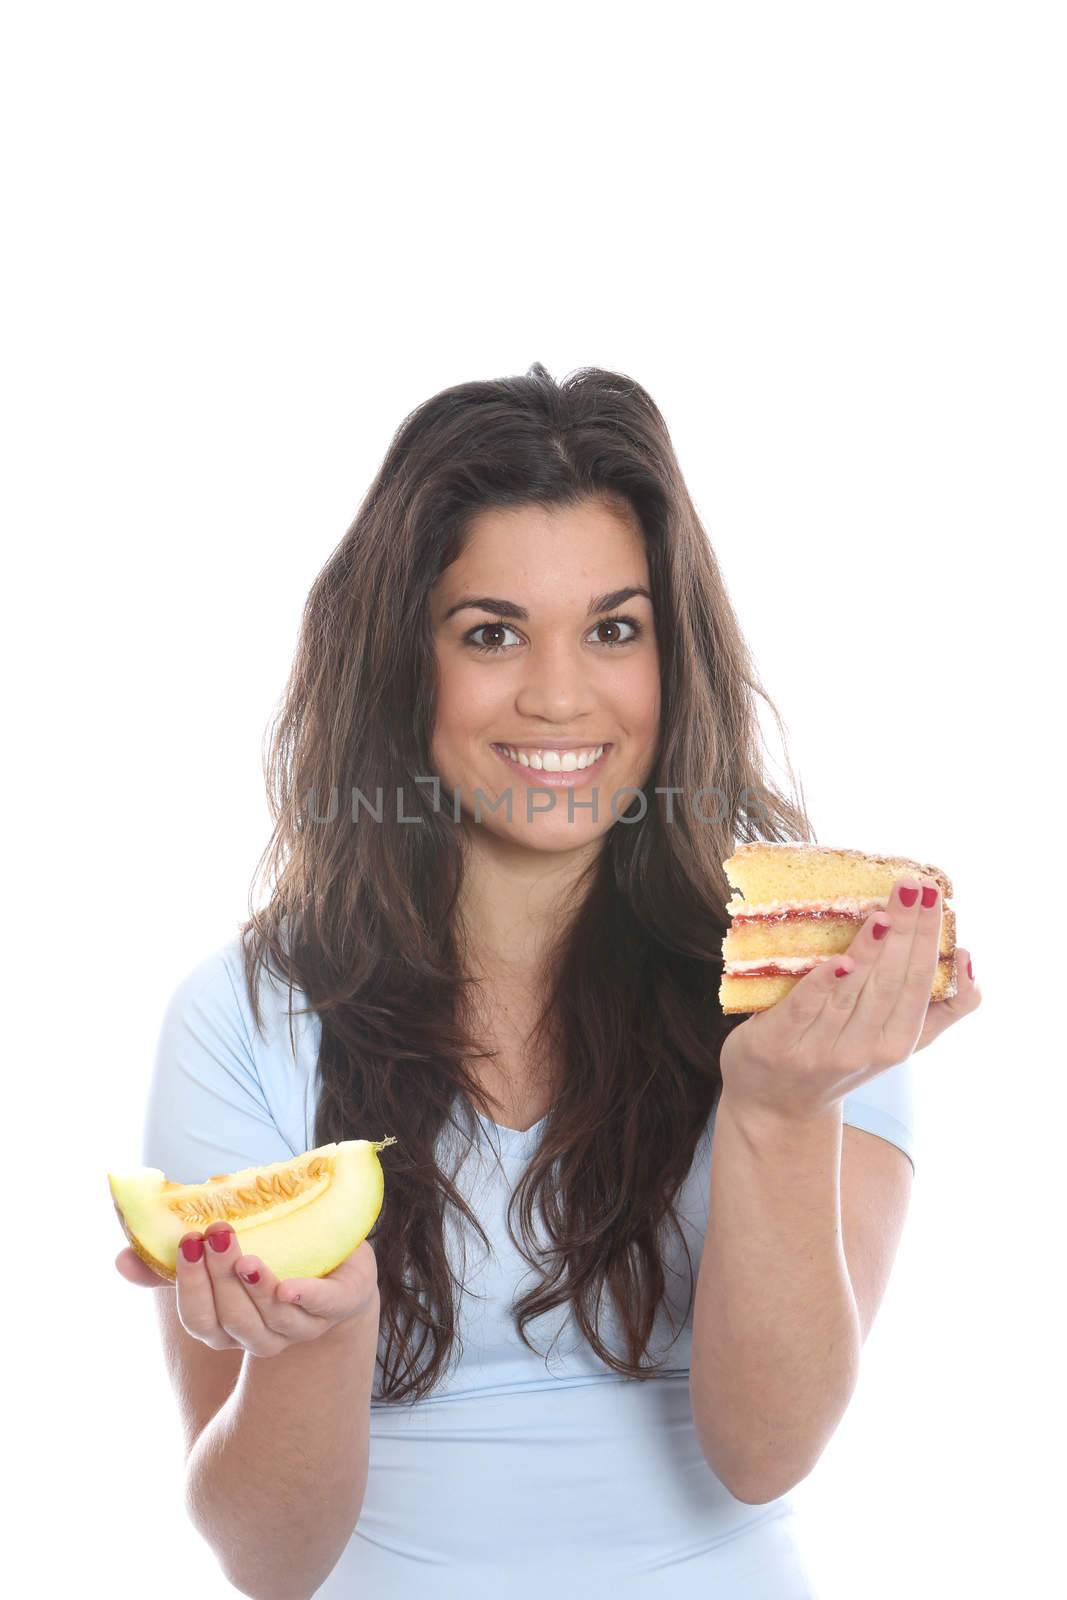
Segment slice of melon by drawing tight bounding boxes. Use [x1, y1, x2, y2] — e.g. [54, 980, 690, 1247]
[108, 1137, 397, 1284]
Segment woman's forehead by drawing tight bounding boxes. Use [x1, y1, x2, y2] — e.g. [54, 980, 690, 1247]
[436, 503, 649, 605]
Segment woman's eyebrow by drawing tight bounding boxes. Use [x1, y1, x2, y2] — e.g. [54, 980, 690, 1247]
[441, 585, 652, 623]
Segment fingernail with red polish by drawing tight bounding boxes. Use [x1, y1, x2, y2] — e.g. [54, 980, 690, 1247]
[208, 1228, 233, 1253]
[180, 1236, 204, 1263]
[872, 920, 890, 941]
[921, 885, 938, 908]
[835, 966, 850, 977]
[968, 958, 973, 980]
[898, 886, 919, 907]
[239, 1268, 260, 1284]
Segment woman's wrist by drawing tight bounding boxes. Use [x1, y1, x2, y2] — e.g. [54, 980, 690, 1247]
[718, 1081, 844, 1144]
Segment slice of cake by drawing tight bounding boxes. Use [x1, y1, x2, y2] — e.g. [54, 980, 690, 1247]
[719, 842, 957, 1015]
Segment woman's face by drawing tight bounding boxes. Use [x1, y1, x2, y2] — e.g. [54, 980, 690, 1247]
[429, 497, 661, 854]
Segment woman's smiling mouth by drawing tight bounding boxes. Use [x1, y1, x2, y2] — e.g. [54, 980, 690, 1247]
[490, 742, 612, 786]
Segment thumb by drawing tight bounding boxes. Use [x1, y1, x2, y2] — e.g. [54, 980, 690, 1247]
[114, 1246, 171, 1288]
[276, 1239, 378, 1313]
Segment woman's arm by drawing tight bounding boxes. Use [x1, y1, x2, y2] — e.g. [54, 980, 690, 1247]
[689, 1091, 862, 1503]
[185, 1293, 380, 1600]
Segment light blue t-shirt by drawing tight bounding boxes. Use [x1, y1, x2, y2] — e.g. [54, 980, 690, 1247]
[141, 932, 916, 1599]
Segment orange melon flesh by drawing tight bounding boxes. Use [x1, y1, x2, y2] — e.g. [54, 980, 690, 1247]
[108, 1137, 396, 1283]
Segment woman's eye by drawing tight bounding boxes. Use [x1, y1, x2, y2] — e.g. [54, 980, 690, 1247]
[465, 622, 522, 654]
[588, 616, 642, 647]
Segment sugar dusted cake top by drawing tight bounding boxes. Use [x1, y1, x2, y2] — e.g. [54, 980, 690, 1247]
[723, 840, 953, 903]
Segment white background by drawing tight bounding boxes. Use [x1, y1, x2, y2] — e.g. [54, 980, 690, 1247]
[4, 2, 1063, 1596]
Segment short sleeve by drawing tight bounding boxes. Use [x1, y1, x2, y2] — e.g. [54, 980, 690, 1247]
[140, 945, 298, 1185]
[842, 1055, 917, 1175]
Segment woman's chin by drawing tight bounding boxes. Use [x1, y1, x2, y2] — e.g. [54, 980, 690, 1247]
[463, 816, 607, 855]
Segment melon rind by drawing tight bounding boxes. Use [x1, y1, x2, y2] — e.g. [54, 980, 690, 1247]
[108, 1138, 395, 1284]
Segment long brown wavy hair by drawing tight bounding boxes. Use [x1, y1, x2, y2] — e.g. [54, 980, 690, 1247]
[239, 361, 814, 1403]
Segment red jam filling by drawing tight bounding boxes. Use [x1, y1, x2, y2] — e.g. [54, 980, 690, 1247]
[726, 963, 817, 979]
[726, 954, 952, 978]
[730, 907, 873, 926]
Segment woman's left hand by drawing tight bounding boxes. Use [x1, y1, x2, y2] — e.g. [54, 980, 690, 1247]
[719, 873, 982, 1126]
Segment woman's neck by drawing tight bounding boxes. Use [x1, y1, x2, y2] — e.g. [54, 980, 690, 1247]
[455, 828, 599, 978]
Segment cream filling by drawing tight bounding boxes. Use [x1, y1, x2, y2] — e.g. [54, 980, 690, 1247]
[724, 954, 837, 975]
[725, 895, 889, 917]
[724, 950, 951, 976]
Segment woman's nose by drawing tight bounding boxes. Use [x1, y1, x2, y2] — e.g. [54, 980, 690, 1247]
[513, 646, 598, 715]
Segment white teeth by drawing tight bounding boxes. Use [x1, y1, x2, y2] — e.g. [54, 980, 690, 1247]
[500, 744, 605, 770]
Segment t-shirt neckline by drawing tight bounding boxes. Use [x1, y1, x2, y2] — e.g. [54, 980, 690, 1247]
[472, 1105, 549, 1154]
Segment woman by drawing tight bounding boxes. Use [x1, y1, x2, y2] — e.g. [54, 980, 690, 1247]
[119, 362, 978, 1597]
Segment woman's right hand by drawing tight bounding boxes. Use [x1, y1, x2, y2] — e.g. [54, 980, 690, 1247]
[115, 1222, 380, 1358]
